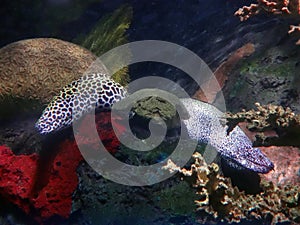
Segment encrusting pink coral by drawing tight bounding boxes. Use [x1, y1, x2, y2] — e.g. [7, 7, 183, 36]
[193, 43, 255, 103]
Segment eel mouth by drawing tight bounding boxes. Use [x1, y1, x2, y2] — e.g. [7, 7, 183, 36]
[225, 153, 274, 174]
[246, 148, 274, 174]
[247, 159, 274, 174]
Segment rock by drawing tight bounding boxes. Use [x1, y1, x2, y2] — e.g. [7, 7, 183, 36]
[260, 146, 300, 187]
[0, 38, 107, 103]
[236, 123, 300, 187]
[224, 35, 300, 112]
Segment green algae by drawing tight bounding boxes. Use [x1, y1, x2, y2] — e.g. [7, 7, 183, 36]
[227, 45, 299, 107]
[133, 96, 177, 122]
[229, 75, 249, 99]
[239, 45, 299, 79]
[156, 181, 197, 215]
[75, 4, 132, 86]
[240, 59, 296, 78]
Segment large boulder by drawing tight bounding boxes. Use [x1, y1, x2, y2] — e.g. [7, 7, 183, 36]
[0, 38, 107, 103]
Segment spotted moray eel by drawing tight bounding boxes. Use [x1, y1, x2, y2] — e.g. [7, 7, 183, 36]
[36, 73, 274, 173]
[36, 73, 127, 134]
[181, 98, 273, 173]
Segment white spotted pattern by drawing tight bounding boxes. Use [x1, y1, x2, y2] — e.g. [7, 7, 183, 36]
[181, 98, 274, 173]
[35, 73, 127, 134]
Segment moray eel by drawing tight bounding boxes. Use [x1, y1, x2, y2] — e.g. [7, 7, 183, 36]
[35, 73, 127, 134]
[36, 75, 273, 173]
[181, 98, 274, 173]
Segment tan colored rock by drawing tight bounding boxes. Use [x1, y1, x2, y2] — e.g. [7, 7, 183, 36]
[0, 38, 108, 103]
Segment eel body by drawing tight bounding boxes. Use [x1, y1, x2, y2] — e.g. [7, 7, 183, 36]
[181, 98, 274, 173]
[36, 74, 273, 173]
[35, 73, 127, 134]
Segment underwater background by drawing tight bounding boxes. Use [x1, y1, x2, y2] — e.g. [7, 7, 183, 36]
[0, 0, 300, 224]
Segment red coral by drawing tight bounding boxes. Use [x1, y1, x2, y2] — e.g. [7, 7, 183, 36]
[0, 141, 83, 223]
[0, 145, 39, 214]
[0, 111, 123, 223]
[31, 140, 83, 220]
[75, 111, 123, 154]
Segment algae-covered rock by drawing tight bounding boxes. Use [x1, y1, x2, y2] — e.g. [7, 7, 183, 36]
[72, 162, 198, 225]
[76, 4, 133, 87]
[224, 36, 300, 113]
[0, 38, 107, 103]
[113, 89, 189, 130]
[133, 96, 178, 122]
[156, 181, 196, 216]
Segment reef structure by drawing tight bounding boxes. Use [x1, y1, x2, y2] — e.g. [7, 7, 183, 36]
[225, 102, 300, 147]
[235, 0, 300, 21]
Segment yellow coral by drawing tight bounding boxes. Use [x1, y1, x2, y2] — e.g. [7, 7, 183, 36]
[163, 153, 300, 224]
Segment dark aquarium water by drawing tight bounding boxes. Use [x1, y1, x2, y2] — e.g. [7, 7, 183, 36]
[0, 0, 300, 225]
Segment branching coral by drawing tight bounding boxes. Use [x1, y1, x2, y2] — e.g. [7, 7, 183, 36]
[289, 23, 300, 44]
[225, 103, 300, 147]
[163, 153, 300, 224]
[235, 0, 298, 20]
[235, 0, 300, 44]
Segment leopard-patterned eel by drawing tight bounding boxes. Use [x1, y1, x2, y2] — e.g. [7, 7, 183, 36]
[36, 75, 273, 173]
[35, 73, 127, 134]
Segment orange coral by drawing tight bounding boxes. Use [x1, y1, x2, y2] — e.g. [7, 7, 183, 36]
[235, 0, 300, 44]
[235, 0, 300, 20]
